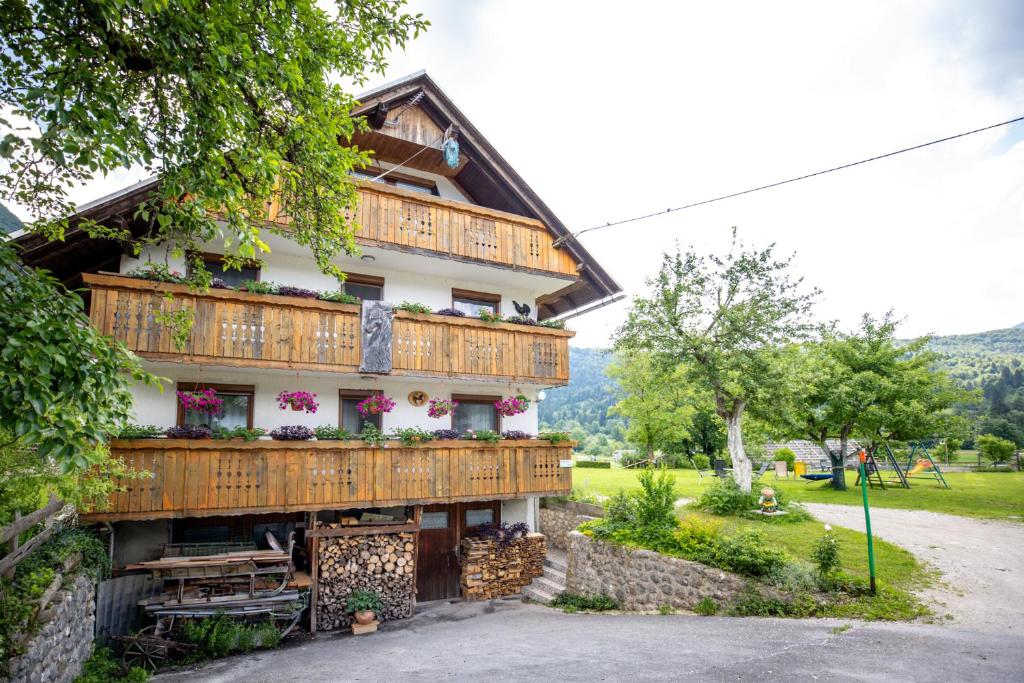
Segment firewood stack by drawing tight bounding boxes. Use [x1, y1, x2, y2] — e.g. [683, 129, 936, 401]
[460, 533, 546, 600]
[316, 532, 415, 630]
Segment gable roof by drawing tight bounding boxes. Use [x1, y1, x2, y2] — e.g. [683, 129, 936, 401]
[351, 72, 621, 318]
[0, 203, 23, 234]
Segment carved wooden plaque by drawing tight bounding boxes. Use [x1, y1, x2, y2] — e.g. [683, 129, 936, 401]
[359, 301, 394, 373]
[408, 390, 428, 406]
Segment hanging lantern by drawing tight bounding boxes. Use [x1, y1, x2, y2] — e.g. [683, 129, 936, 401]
[442, 125, 460, 169]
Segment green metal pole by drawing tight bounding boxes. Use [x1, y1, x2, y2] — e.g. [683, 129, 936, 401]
[858, 454, 877, 595]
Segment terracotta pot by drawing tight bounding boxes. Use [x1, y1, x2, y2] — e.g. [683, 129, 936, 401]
[354, 610, 376, 625]
[290, 404, 301, 411]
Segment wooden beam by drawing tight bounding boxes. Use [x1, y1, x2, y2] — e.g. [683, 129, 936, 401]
[306, 522, 418, 539]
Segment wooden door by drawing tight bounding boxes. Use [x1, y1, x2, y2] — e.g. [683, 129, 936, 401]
[416, 504, 460, 602]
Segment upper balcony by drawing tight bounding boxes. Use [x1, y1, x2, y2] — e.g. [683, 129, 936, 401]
[84, 273, 573, 384]
[266, 182, 580, 281]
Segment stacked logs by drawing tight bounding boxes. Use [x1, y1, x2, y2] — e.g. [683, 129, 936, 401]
[460, 533, 546, 600]
[316, 532, 415, 630]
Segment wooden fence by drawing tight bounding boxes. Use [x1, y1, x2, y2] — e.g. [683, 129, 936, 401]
[1, 495, 68, 578]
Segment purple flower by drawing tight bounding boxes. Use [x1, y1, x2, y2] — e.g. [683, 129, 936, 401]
[432, 429, 461, 440]
[277, 285, 320, 299]
[433, 307, 466, 317]
[270, 425, 315, 440]
[357, 395, 396, 416]
[165, 424, 212, 439]
[427, 398, 457, 419]
[278, 390, 319, 414]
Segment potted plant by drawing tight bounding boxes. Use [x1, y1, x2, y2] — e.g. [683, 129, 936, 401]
[278, 390, 319, 413]
[356, 394, 396, 417]
[495, 394, 530, 417]
[427, 397, 457, 419]
[176, 388, 224, 415]
[345, 589, 383, 625]
[269, 425, 315, 441]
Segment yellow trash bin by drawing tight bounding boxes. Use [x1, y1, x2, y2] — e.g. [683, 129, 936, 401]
[794, 461, 808, 476]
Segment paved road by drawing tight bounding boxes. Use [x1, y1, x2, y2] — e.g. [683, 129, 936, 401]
[804, 503, 1024, 633]
[155, 600, 1023, 682]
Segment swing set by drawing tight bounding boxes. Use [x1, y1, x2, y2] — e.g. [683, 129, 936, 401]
[855, 441, 951, 490]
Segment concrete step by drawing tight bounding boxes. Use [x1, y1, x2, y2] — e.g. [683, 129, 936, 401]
[543, 565, 566, 584]
[545, 554, 568, 574]
[523, 583, 556, 604]
[530, 575, 564, 594]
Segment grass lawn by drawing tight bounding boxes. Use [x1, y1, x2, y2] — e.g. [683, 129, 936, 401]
[571, 468, 1024, 521]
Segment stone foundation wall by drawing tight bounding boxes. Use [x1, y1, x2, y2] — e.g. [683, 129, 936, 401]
[6, 573, 96, 683]
[461, 534, 546, 600]
[566, 531, 785, 611]
[538, 501, 604, 550]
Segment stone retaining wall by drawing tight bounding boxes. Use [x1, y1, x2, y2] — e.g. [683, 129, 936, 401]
[566, 531, 785, 611]
[6, 573, 96, 683]
[539, 501, 604, 550]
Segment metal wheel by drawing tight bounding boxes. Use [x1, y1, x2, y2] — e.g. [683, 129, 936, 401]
[121, 626, 168, 671]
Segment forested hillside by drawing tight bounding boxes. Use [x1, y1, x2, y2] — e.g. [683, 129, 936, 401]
[541, 325, 1024, 452]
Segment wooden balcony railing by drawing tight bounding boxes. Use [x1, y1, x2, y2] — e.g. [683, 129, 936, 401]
[84, 274, 572, 384]
[81, 439, 573, 521]
[267, 182, 580, 279]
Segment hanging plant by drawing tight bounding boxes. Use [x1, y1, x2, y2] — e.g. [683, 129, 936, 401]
[495, 394, 530, 417]
[357, 394, 396, 416]
[427, 398, 458, 419]
[277, 390, 319, 413]
[176, 388, 224, 415]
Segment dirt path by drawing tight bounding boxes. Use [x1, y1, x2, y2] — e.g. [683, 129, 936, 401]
[804, 503, 1024, 633]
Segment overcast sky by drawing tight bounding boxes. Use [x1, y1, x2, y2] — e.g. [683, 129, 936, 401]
[32, 0, 1024, 348]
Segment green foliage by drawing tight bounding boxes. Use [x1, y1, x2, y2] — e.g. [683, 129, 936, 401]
[657, 604, 675, 615]
[694, 596, 718, 616]
[389, 427, 435, 447]
[359, 424, 383, 447]
[606, 353, 694, 458]
[549, 592, 618, 612]
[693, 479, 757, 516]
[540, 431, 572, 444]
[180, 614, 281, 658]
[394, 301, 432, 314]
[117, 424, 164, 439]
[1, 0, 428, 285]
[634, 467, 678, 529]
[152, 292, 195, 352]
[813, 529, 841, 578]
[574, 460, 611, 469]
[211, 426, 266, 441]
[709, 529, 789, 577]
[76, 646, 150, 682]
[125, 263, 185, 284]
[0, 243, 161, 470]
[538, 319, 567, 330]
[313, 425, 350, 440]
[345, 589, 383, 614]
[539, 348, 629, 455]
[773, 448, 796, 467]
[691, 453, 711, 469]
[976, 433, 1016, 465]
[465, 429, 500, 444]
[478, 310, 503, 324]
[729, 591, 819, 618]
[615, 230, 820, 492]
[239, 280, 278, 295]
[319, 290, 361, 305]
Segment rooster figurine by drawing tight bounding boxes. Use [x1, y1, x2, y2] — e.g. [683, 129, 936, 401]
[513, 301, 531, 318]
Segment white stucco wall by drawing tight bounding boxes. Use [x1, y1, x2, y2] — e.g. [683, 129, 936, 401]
[131, 370, 541, 435]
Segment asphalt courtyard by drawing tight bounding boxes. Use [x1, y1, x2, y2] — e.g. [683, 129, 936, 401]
[155, 598, 1024, 682]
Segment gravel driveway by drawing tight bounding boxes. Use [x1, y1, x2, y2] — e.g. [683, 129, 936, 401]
[803, 503, 1024, 633]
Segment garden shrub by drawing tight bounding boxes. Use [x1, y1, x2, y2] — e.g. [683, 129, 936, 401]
[813, 528, 841, 579]
[976, 434, 1015, 465]
[730, 592, 818, 618]
[709, 529, 789, 577]
[693, 479, 756, 515]
[773, 448, 796, 468]
[691, 454, 711, 470]
[634, 467, 678, 529]
[767, 562, 819, 593]
[574, 460, 611, 469]
[550, 592, 618, 612]
[694, 597, 718, 616]
[673, 516, 722, 558]
[180, 615, 281, 658]
[76, 646, 150, 682]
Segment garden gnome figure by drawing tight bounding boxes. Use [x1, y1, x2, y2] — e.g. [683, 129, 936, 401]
[759, 487, 779, 514]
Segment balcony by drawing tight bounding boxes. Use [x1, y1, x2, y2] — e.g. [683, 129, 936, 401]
[84, 273, 572, 384]
[266, 182, 580, 280]
[80, 439, 573, 521]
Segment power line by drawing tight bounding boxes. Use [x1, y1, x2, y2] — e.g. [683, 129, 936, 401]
[557, 113, 1024, 245]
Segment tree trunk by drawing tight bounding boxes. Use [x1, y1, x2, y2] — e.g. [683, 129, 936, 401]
[831, 432, 849, 491]
[725, 404, 752, 493]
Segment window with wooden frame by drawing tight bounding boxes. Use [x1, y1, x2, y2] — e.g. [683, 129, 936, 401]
[352, 167, 439, 196]
[177, 383, 254, 430]
[187, 252, 260, 288]
[451, 288, 501, 317]
[339, 389, 383, 434]
[342, 273, 385, 302]
[451, 394, 500, 433]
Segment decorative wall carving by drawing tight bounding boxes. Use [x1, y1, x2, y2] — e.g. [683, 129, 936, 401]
[359, 300, 394, 373]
